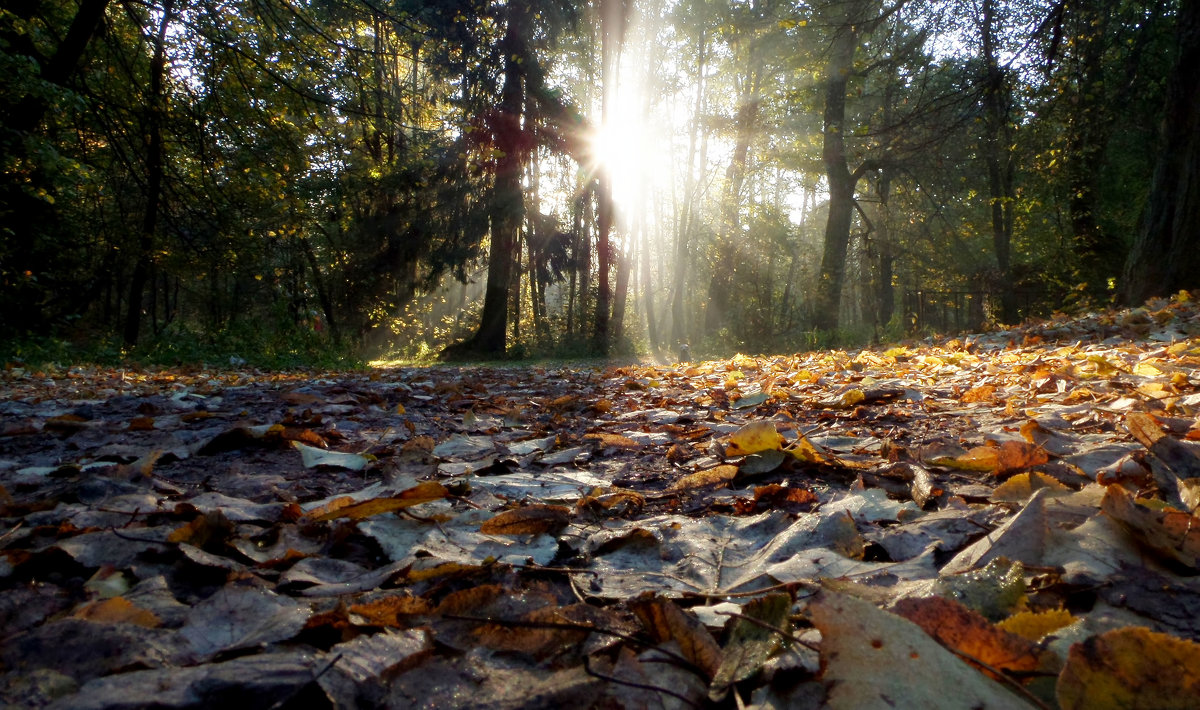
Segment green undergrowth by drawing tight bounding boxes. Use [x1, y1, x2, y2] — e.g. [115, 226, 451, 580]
[2, 325, 365, 372]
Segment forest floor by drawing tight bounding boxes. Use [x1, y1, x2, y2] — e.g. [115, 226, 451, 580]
[3, 296, 1200, 709]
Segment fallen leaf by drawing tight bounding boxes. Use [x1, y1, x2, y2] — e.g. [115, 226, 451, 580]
[893, 595, 1055, 676]
[307, 481, 449, 522]
[809, 589, 1033, 709]
[292, 441, 370, 471]
[996, 608, 1076, 641]
[726, 421, 785, 456]
[710, 593, 791, 698]
[479, 504, 572, 535]
[631, 595, 723, 679]
[74, 597, 161, 628]
[1057, 626, 1200, 710]
[668, 464, 739, 492]
[1101, 484, 1200, 569]
[989, 472, 1070, 503]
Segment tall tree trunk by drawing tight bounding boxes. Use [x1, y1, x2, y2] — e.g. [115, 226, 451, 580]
[639, 191, 658, 352]
[813, 18, 859, 333]
[123, 0, 175, 346]
[705, 51, 762, 336]
[672, 27, 707, 348]
[980, 0, 1018, 324]
[1121, 0, 1200, 303]
[470, 4, 527, 355]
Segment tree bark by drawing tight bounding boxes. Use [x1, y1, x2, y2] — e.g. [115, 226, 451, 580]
[705, 50, 762, 336]
[124, 0, 175, 346]
[671, 27, 707, 348]
[980, 0, 1018, 324]
[1121, 0, 1200, 303]
[813, 19, 859, 333]
[469, 3, 528, 356]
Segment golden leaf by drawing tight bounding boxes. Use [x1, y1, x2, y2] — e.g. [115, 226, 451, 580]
[726, 421, 785, 457]
[996, 608, 1076, 641]
[1057, 626, 1200, 710]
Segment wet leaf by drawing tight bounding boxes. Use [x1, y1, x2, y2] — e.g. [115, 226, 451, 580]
[710, 593, 791, 697]
[292, 441, 370, 471]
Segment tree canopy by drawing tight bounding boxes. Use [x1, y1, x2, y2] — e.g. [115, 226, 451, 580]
[0, 0, 1194, 362]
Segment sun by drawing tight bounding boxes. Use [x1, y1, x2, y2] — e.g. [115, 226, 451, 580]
[588, 86, 656, 219]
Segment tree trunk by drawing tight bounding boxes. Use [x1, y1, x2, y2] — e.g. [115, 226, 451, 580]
[123, 0, 175, 346]
[980, 0, 1018, 324]
[813, 20, 859, 333]
[1121, 0, 1200, 303]
[672, 27, 707, 348]
[469, 4, 527, 356]
[705, 51, 762, 336]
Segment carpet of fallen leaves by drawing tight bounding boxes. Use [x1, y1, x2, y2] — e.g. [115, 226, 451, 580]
[5, 295, 1200, 709]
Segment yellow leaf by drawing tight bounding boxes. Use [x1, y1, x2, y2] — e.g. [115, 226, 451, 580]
[989, 472, 1070, 503]
[726, 421, 785, 456]
[1057, 626, 1200, 710]
[996, 608, 1076, 641]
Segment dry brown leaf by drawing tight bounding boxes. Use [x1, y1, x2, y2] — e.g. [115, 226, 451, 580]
[1101, 484, 1200, 569]
[584, 432, 641, 449]
[74, 597, 161, 628]
[668, 464, 739, 492]
[307, 481, 448, 522]
[1057, 626, 1200, 710]
[479, 504, 572, 535]
[631, 595, 723, 679]
[348, 594, 433, 627]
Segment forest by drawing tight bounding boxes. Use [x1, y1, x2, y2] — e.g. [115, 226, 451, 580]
[2, 0, 1198, 364]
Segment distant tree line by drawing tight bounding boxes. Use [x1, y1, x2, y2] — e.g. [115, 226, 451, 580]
[1, 0, 1195, 361]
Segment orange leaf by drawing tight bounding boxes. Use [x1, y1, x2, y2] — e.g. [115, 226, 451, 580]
[348, 594, 433, 627]
[893, 596, 1054, 677]
[74, 597, 161, 628]
[307, 481, 448, 521]
[479, 504, 572, 535]
[584, 432, 641, 449]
